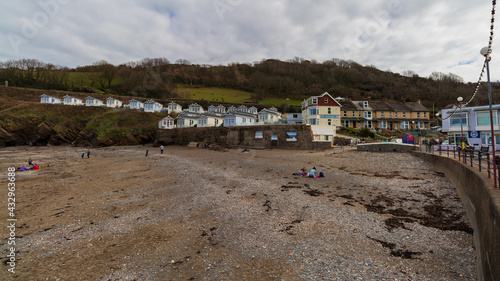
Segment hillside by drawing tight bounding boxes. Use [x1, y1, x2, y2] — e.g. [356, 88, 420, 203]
[0, 87, 166, 147]
[3, 57, 498, 110]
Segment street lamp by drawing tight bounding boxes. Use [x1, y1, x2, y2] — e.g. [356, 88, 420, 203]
[457, 96, 464, 151]
[481, 46, 497, 188]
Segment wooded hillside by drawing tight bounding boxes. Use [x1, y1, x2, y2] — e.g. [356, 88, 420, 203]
[1, 57, 498, 109]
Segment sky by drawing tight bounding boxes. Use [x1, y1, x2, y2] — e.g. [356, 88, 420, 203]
[0, 0, 498, 82]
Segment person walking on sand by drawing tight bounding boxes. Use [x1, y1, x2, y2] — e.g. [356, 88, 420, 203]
[81, 151, 85, 159]
[87, 149, 91, 158]
[160, 145, 164, 154]
[145, 149, 149, 157]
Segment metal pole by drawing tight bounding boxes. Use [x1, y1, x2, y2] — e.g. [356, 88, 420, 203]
[460, 103, 465, 163]
[486, 58, 498, 188]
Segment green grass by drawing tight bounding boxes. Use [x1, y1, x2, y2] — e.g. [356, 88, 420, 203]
[175, 86, 253, 103]
[259, 98, 302, 106]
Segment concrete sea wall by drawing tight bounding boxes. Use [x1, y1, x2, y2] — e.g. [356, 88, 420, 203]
[413, 152, 500, 281]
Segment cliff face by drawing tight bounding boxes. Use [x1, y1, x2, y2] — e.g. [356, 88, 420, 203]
[0, 103, 163, 147]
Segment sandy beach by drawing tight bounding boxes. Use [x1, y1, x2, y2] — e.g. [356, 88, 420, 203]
[0, 145, 476, 280]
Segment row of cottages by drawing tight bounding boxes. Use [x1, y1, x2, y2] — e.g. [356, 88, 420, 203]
[338, 98, 431, 130]
[159, 103, 282, 129]
[40, 94, 123, 108]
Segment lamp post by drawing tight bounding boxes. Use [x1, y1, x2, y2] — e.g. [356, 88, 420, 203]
[457, 97, 464, 152]
[481, 46, 497, 188]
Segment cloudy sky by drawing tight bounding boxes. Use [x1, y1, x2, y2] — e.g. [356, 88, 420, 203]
[0, 0, 498, 82]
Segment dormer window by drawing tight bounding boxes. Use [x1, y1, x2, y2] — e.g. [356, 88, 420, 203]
[324, 98, 328, 103]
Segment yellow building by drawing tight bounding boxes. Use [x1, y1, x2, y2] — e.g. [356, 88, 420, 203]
[301, 92, 342, 142]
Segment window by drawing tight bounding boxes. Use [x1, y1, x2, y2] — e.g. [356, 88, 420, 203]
[364, 111, 372, 118]
[379, 121, 387, 129]
[328, 119, 332, 126]
[364, 121, 372, 128]
[312, 98, 317, 104]
[328, 108, 331, 114]
[477, 111, 497, 126]
[481, 133, 500, 146]
[401, 121, 409, 129]
[395, 112, 398, 118]
[358, 111, 361, 117]
[293, 114, 298, 118]
[381, 112, 385, 118]
[402, 112, 406, 118]
[308, 118, 318, 125]
[389, 112, 392, 118]
[343, 111, 347, 117]
[342, 120, 350, 127]
[309, 107, 318, 115]
[450, 113, 467, 127]
[416, 121, 424, 129]
[417, 112, 421, 118]
[324, 98, 328, 103]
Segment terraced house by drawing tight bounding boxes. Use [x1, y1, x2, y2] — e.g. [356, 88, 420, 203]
[301, 92, 342, 142]
[339, 98, 430, 131]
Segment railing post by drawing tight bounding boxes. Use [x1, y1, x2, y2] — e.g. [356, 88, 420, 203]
[479, 151, 482, 172]
[488, 153, 491, 178]
[471, 151, 474, 167]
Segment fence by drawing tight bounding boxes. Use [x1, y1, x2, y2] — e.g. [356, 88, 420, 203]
[415, 144, 500, 188]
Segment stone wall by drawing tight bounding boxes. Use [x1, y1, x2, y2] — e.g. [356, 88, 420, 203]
[413, 152, 500, 281]
[156, 124, 326, 150]
[356, 143, 415, 153]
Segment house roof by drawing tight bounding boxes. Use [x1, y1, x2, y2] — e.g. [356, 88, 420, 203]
[338, 100, 357, 110]
[225, 112, 257, 118]
[387, 101, 410, 112]
[405, 101, 430, 112]
[369, 100, 393, 111]
[145, 99, 161, 105]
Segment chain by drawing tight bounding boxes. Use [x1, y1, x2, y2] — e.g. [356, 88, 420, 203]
[440, 0, 496, 120]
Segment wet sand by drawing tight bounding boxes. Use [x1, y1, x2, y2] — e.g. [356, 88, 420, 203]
[0, 145, 476, 280]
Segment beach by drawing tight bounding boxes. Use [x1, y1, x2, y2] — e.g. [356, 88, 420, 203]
[0, 145, 476, 280]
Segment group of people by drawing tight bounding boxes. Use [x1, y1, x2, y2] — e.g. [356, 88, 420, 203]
[16, 158, 39, 171]
[298, 167, 324, 178]
[81, 150, 91, 158]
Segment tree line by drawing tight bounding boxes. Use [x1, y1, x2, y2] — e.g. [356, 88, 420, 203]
[0, 57, 495, 109]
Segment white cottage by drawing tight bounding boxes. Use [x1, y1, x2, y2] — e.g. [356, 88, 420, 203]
[40, 94, 62, 104]
[188, 103, 205, 114]
[237, 105, 248, 113]
[129, 99, 145, 110]
[258, 108, 282, 124]
[63, 95, 83, 105]
[144, 100, 163, 113]
[176, 112, 200, 128]
[106, 97, 123, 108]
[158, 116, 175, 129]
[223, 112, 257, 127]
[85, 96, 104, 107]
[168, 101, 182, 113]
[248, 106, 258, 114]
[197, 113, 224, 127]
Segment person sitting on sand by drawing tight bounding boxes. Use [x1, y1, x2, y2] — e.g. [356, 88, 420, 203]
[298, 167, 307, 176]
[308, 167, 317, 178]
[241, 148, 250, 153]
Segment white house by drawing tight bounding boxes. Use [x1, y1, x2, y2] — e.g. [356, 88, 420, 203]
[129, 99, 144, 110]
[106, 97, 123, 108]
[237, 105, 248, 113]
[63, 95, 83, 106]
[248, 106, 258, 114]
[197, 113, 224, 127]
[227, 105, 237, 113]
[158, 116, 175, 129]
[223, 112, 257, 127]
[258, 108, 282, 124]
[176, 112, 200, 128]
[85, 96, 104, 107]
[168, 101, 182, 113]
[188, 103, 205, 114]
[144, 100, 163, 113]
[40, 94, 61, 104]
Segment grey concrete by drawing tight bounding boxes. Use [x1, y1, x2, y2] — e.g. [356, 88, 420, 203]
[413, 152, 500, 281]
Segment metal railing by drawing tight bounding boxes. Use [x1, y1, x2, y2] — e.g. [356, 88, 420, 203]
[415, 144, 500, 188]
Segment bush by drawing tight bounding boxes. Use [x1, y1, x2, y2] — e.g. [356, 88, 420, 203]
[359, 127, 375, 138]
